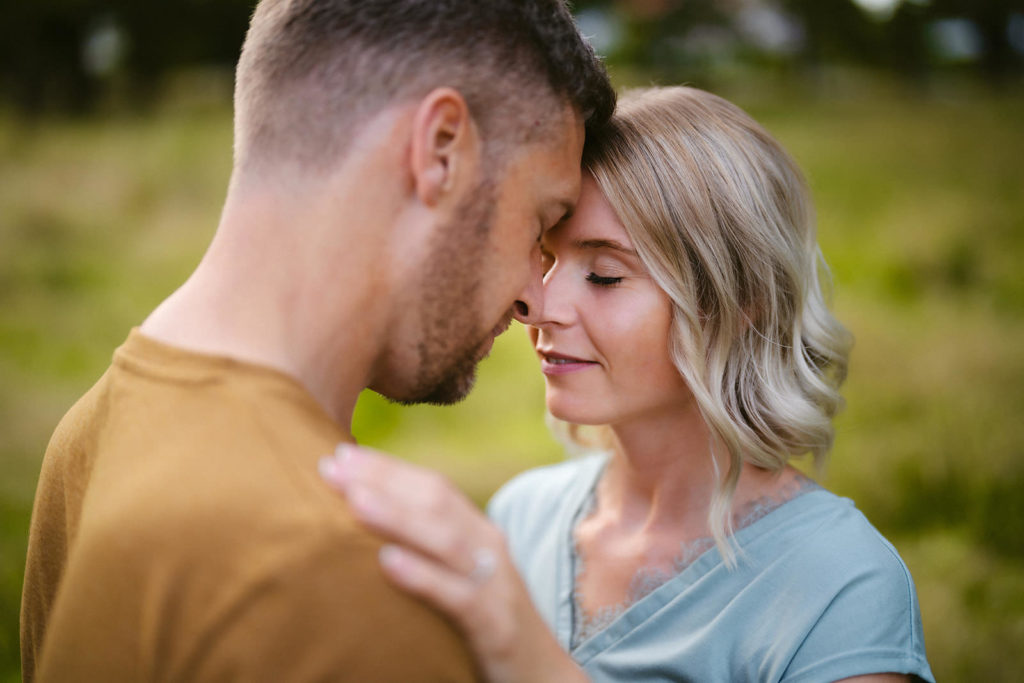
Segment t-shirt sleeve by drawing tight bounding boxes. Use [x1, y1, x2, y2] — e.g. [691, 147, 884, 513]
[780, 539, 935, 683]
[179, 534, 479, 683]
[485, 476, 520, 528]
[486, 457, 598, 536]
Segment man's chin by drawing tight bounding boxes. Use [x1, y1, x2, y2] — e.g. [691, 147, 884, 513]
[389, 345, 483, 406]
[385, 318, 509, 406]
[474, 334, 497, 363]
[394, 368, 477, 406]
[490, 312, 515, 340]
[475, 313, 514, 362]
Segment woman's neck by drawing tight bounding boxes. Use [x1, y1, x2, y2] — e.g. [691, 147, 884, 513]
[597, 406, 795, 539]
[598, 406, 720, 536]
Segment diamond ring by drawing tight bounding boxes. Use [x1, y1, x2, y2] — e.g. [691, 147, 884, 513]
[468, 547, 497, 583]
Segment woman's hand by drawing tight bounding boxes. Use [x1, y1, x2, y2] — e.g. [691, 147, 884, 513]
[319, 444, 588, 683]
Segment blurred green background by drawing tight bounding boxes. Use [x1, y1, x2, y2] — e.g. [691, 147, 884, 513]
[2, 1, 1023, 681]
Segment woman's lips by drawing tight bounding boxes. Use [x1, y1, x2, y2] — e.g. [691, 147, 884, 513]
[538, 350, 598, 375]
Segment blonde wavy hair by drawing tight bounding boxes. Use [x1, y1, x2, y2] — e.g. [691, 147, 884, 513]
[568, 86, 853, 564]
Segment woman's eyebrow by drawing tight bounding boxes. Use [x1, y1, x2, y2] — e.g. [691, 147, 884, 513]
[573, 238, 638, 256]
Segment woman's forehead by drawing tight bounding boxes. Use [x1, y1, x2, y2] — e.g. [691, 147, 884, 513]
[553, 178, 633, 248]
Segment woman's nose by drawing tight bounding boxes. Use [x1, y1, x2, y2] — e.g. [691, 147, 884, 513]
[529, 263, 575, 329]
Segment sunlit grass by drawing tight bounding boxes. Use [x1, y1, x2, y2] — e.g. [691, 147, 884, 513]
[1, 85, 1022, 681]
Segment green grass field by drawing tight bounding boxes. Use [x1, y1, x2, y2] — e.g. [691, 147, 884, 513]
[2, 83, 1022, 681]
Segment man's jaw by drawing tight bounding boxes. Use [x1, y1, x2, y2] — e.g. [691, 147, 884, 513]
[476, 310, 516, 361]
[491, 311, 515, 339]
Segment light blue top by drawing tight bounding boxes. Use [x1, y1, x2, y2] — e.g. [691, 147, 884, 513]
[488, 455, 935, 683]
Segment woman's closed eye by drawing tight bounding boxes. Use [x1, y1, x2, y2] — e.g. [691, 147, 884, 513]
[586, 272, 624, 287]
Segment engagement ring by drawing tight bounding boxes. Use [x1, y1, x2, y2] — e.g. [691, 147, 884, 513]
[468, 547, 497, 583]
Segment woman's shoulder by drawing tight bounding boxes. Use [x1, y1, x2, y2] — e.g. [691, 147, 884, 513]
[749, 489, 933, 681]
[771, 489, 914, 583]
[487, 453, 606, 530]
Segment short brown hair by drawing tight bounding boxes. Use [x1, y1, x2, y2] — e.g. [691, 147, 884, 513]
[234, 0, 615, 173]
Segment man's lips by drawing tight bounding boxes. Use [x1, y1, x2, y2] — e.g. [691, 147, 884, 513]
[537, 349, 599, 375]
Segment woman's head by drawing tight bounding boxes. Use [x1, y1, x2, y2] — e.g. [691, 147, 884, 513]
[545, 86, 852, 558]
[531, 174, 695, 428]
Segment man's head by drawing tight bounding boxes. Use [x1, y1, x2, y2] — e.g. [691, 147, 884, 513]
[400, 100, 588, 405]
[229, 0, 615, 407]
[233, 0, 614, 177]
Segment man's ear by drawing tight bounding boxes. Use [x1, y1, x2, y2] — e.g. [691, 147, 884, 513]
[408, 87, 479, 207]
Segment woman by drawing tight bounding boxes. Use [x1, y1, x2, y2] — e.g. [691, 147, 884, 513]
[321, 86, 934, 682]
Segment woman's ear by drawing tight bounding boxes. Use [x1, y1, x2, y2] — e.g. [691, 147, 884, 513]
[408, 87, 479, 207]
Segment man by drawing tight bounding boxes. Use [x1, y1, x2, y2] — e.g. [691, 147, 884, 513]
[20, 1, 615, 680]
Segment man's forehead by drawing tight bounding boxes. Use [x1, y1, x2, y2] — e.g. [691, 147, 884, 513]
[531, 111, 585, 196]
[531, 156, 580, 214]
[530, 102, 584, 157]
[553, 104, 587, 160]
[492, 104, 583, 216]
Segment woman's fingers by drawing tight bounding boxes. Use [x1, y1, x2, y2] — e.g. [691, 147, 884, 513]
[378, 544, 483, 626]
[324, 444, 455, 510]
[320, 444, 494, 574]
[320, 446, 591, 683]
[348, 480, 490, 574]
[379, 544, 589, 683]
[325, 444, 472, 518]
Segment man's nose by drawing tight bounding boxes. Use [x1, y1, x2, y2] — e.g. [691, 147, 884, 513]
[512, 255, 546, 325]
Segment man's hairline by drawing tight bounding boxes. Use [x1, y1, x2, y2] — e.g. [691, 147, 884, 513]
[235, 87, 584, 186]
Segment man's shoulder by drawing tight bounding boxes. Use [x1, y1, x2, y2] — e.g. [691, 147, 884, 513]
[75, 417, 369, 586]
[35, 339, 478, 678]
[160, 485, 477, 681]
[43, 503, 478, 682]
[47, 446, 477, 682]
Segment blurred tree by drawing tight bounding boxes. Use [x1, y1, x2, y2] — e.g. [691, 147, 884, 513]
[111, 0, 253, 105]
[0, 0, 253, 114]
[884, 1, 931, 81]
[929, 0, 1024, 85]
[615, 0, 732, 81]
[780, 0, 883, 68]
[1, 0, 1020, 115]
[0, 1, 97, 113]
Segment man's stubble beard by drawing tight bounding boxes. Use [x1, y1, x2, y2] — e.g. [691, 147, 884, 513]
[398, 177, 500, 406]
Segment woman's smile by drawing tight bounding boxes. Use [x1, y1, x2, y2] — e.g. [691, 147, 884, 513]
[538, 349, 599, 375]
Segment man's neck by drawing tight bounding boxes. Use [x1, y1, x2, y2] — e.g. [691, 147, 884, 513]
[140, 185, 396, 430]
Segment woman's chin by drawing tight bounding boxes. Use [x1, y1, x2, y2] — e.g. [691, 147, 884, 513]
[546, 397, 611, 427]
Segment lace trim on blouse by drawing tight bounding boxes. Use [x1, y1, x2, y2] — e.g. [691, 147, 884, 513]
[569, 474, 821, 648]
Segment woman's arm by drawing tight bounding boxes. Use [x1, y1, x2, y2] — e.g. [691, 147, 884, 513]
[319, 444, 588, 683]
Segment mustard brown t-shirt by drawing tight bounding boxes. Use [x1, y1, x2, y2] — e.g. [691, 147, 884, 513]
[21, 329, 477, 682]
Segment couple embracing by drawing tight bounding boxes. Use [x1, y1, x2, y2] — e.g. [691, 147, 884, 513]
[22, 1, 933, 681]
